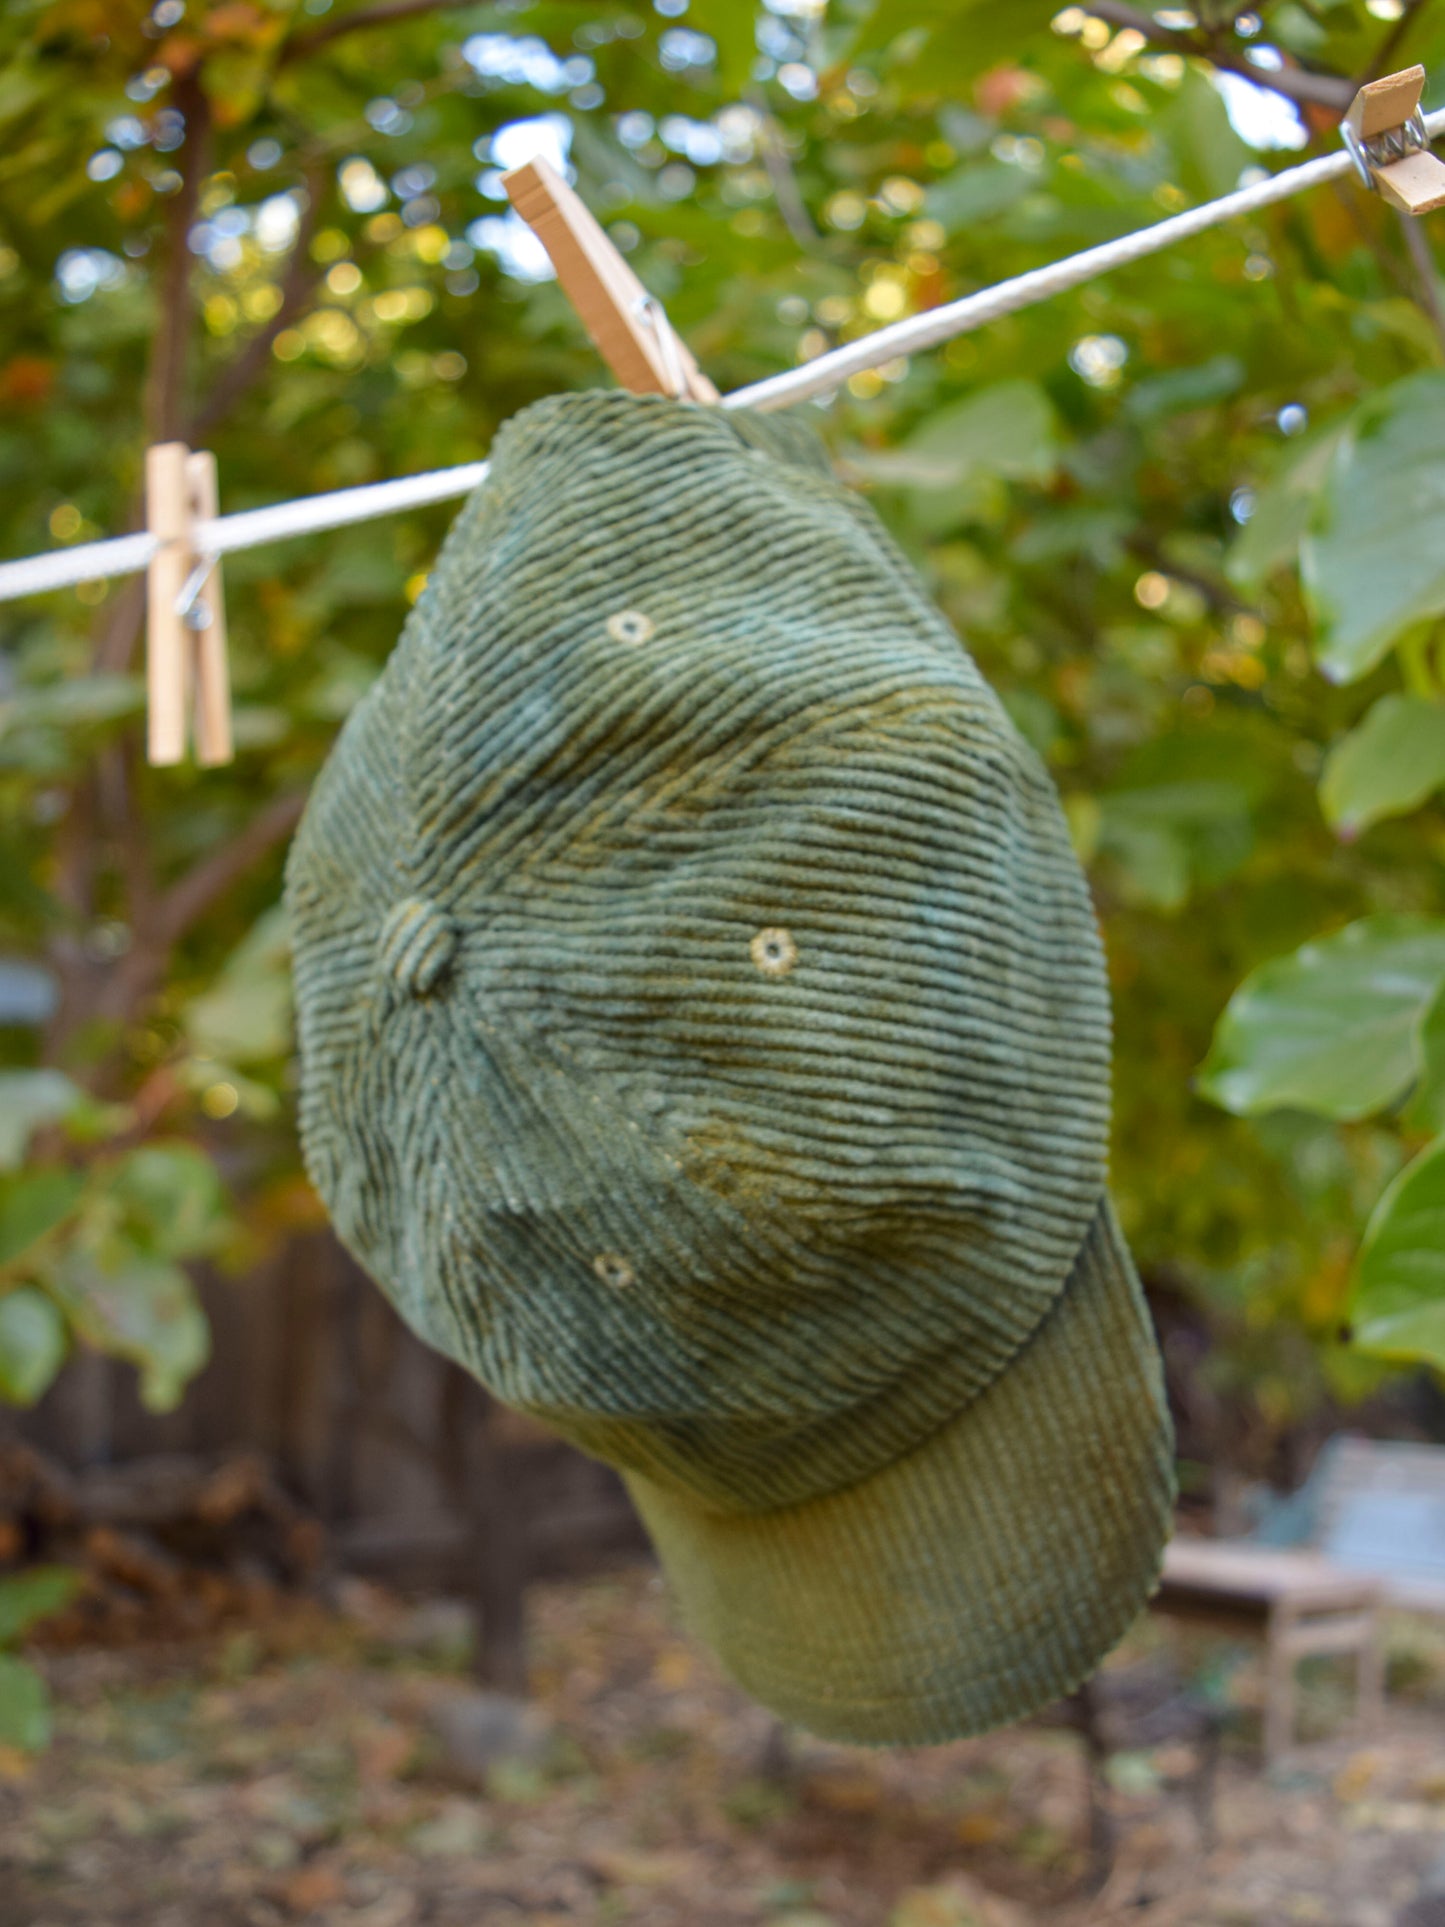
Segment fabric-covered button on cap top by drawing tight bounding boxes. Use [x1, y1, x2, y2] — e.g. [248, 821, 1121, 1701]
[379, 897, 458, 997]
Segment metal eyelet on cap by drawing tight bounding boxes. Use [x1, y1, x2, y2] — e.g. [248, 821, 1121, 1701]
[750, 927, 798, 977]
[606, 609, 655, 646]
[379, 897, 458, 997]
[593, 1251, 635, 1289]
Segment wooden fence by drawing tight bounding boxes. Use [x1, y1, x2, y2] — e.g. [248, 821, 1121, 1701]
[10, 1231, 648, 1687]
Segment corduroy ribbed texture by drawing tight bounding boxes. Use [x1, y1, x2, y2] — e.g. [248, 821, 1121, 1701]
[287, 390, 1175, 1743]
[627, 1197, 1174, 1742]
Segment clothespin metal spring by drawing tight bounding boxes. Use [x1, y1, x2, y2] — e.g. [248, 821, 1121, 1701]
[1343, 106, 1431, 193]
[632, 293, 688, 402]
[1341, 65, 1445, 216]
[176, 552, 220, 631]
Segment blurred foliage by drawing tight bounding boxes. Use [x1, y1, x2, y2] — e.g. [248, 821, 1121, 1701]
[2, 0, 1445, 1441]
[0, 1565, 80, 1752]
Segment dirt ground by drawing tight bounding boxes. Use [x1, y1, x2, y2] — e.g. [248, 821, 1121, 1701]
[2, 1569, 1444, 1927]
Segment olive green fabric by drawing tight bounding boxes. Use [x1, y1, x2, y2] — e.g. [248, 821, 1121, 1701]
[628, 1196, 1172, 1743]
[286, 389, 1175, 1745]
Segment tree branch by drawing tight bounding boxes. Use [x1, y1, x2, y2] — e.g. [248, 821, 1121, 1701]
[156, 790, 309, 949]
[144, 70, 212, 445]
[748, 93, 821, 252]
[1083, 4, 1354, 111]
[49, 75, 211, 1061]
[281, 0, 480, 66]
[42, 774, 100, 1058]
[1124, 533, 1254, 617]
[92, 566, 146, 678]
[1396, 205, 1445, 361]
[1331, 177, 1417, 301]
[194, 166, 325, 437]
[1363, 0, 1430, 83]
[101, 742, 160, 935]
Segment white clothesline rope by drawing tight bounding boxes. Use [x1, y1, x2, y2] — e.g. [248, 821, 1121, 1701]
[3, 111, 1440, 611]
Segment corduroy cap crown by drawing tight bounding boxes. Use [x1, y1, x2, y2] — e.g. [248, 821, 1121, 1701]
[287, 390, 1175, 1745]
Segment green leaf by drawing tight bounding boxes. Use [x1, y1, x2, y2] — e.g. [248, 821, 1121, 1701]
[848, 382, 1057, 538]
[844, 446, 976, 489]
[1349, 1136, 1445, 1369]
[999, 687, 1060, 759]
[0, 63, 48, 133]
[0, 1567, 80, 1646]
[0, 675, 143, 736]
[106, 1143, 226, 1262]
[1199, 915, 1445, 1120]
[1270, 3, 1329, 56]
[850, 0, 1055, 71]
[1302, 372, 1445, 683]
[1227, 424, 1346, 591]
[0, 1286, 67, 1404]
[1123, 355, 1244, 424]
[1094, 733, 1262, 911]
[1012, 507, 1131, 569]
[0, 1167, 84, 1268]
[50, 1249, 210, 1411]
[1160, 67, 1253, 202]
[183, 905, 292, 1064]
[0, 1653, 50, 1752]
[1409, 977, 1445, 1135]
[1320, 694, 1445, 837]
[688, 0, 757, 91]
[0, 1071, 85, 1170]
[1095, 812, 1192, 912]
[924, 161, 1032, 232]
[902, 379, 1057, 487]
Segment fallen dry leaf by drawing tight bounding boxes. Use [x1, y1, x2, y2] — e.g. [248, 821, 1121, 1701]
[281, 1861, 344, 1914]
[1333, 1750, 1384, 1803]
[890, 1873, 1025, 1927]
[586, 1847, 707, 1888]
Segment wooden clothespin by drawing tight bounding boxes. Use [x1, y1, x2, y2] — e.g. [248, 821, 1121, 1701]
[145, 442, 233, 768]
[1343, 65, 1445, 216]
[501, 156, 718, 402]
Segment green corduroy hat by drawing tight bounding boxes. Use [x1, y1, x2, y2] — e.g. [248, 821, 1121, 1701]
[286, 389, 1175, 1746]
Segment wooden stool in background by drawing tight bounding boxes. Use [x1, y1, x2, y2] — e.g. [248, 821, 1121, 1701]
[1158, 1538, 1385, 1764]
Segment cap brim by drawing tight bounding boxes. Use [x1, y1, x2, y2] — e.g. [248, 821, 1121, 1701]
[624, 1197, 1175, 1746]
